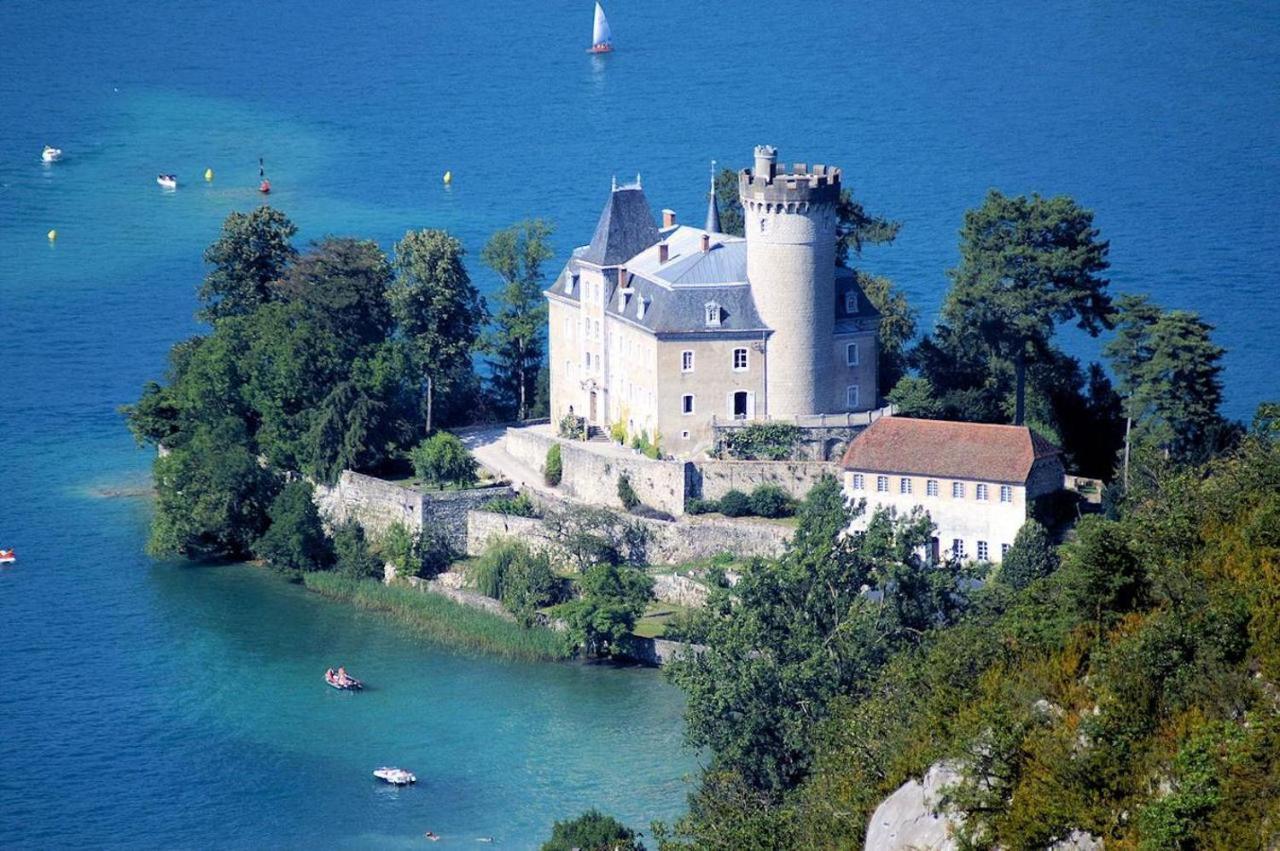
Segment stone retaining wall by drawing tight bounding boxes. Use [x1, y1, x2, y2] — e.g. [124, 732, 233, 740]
[314, 470, 515, 550]
[505, 427, 692, 517]
[466, 509, 792, 566]
[693, 459, 839, 501]
[626, 637, 707, 666]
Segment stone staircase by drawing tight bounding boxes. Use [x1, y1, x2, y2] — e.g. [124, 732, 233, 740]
[586, 425, 608, 442]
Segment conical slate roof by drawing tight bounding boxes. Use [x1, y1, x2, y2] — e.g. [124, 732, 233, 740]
[579, 185, 660, 266]
[705, 187, 722, 233]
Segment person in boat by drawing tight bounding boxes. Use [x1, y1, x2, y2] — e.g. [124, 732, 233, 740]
[337, 666, 350, 685]
[326, 667, 336, 682]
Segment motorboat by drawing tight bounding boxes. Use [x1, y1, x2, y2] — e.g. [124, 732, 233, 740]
[156, 174, 178, 190]
[588, 2, 613, 53]
[0, 549, 15, 565]
[325, 668, 363, 690]
[373, 767, 416, 785]
[42, 146, 63, 163]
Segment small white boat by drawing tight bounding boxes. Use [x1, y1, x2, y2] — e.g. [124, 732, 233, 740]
[0, 549, 15, 565]
[373, 767, 416, 785]
[42, 146, 63, 163]
[156, 174, 177, 190]
[588, 2, 613, 53]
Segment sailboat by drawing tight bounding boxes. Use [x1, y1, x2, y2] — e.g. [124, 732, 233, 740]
[588, 2, 613, 53]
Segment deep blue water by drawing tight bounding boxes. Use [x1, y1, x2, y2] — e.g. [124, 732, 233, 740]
[2, 0, 1278, 847]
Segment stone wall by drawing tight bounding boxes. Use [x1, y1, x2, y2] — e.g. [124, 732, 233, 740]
[314, 470, 515, 550]
[466, 509, 792, 566]
[626, 637, 707, 667]
[692, 459, 838, 501]
[505, 427, 692, 517]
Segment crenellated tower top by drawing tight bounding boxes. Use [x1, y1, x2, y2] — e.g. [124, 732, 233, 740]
[739, 145, 842, 210]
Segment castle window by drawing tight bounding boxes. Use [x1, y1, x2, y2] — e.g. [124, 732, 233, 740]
[681, 395, 695, 415]
[681, 350, 694, 372]
[976, 484, 989, 501]
[568, 273, 578, 295]
[1001, 543, 1011, 558]
[845, 290, 859, 314]
[1000, 485, 1013, 503]
[952, 481, 965, 498]
[926, 479, 939, 497]
[846, 343, 859, 366]
[900, 477, 912, 495]
[704, 302, 721, 327]
[846, 385, 859, 409]
[977, 541, 990, 561]
[638, 296, 649, 321]
[732, 348, 748, 371]
[876, 475, 889, 493]
[952, 539, 965, 559]
[681, 430, 690, 439]
[852, 473, 865, 491]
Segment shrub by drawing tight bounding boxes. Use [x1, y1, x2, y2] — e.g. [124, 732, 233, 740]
[470, 539, 521, 599]
[686, 497, 716, 515]
[377, 521, 453, 580]
[501, 547, 560, 627]
[557, 413, 586, 440]
[609, 420, 628, 445]
[749, 484, 796, 518]
[997, 519, 1058, 589]
[411, 431, 477, 488]
[485, 491, 539, 518]
[544, 443, 562, 486]
[540, 809, 642, 851]
[717, 489, 752, 517]
[617, 474, 640, 510]
[719, 422, 801, 460]
[252, 481, 333, 572]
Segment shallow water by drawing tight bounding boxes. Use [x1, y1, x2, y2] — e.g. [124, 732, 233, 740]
[1, 0, 1278, 847]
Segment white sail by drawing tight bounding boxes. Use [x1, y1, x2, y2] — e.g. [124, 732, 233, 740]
[592, 2, 612, 47]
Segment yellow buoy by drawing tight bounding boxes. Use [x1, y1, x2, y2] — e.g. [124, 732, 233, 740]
[443, 170, 452, 185]
[204, 168, 214, 182]
[47, 229, 57, 241]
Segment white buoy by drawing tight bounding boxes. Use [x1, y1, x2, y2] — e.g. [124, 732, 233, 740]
[443, 170, 452, 185]
[204, 168, 214, 182]
[47, 229, 57, 241]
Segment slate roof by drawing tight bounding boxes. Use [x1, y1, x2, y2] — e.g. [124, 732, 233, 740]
[578, 186, 661, 266]
[840, 417, 1061, 484]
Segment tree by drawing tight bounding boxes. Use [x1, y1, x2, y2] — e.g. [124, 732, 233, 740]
[541, 809, 643, 851]
[1060, 516, 1145, 637]
[252, 480, 334, 572]
[856, 271, 917, 393]
[332, 520, 382, 580]
[481, 220, 554, 420]
[886, 376, 941, 418]
[197, 206, 297, 322]
[1105, 294, 1226, 466]
[941, 190, 1112, 424]
[274, 237, 394, 351]
[998, 519, 1059, 590]
[410, 431, 477, 488]
[558, 562, 653, 657]
[388, 229, 485, 433]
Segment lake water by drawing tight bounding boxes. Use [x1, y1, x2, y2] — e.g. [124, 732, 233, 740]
[1, 0, 1277, 847]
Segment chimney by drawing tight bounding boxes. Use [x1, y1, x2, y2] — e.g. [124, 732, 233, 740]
[658, 242, 669, 264]
[617, 266, 627, 288]
[701, 233, 710, 253]
[662, 209, 676, 228]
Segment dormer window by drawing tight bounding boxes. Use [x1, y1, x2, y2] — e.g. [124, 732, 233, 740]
[567, 273, 579, 296]
[618, 288, 633, 312]
[845, 290, 859, 314]
[704, 301, 721, 327]
[637, 296, 650, 321]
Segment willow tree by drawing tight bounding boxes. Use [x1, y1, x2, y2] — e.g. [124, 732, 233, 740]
[941, 190, 1112, 424]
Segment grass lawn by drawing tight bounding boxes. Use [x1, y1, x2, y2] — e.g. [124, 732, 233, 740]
[634, 602, 696, 639]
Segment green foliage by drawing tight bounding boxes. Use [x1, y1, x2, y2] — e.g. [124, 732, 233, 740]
[718, 422, 801, 461]
[684, 497, 714, 515]
[388, 228, 485, 432]
[997, 519, 1058, 590]
[748, 484, 795, 519]
[377, 521, 453, 581]
[540, 809, 642, 851]
[410, 431, 477, 488]
[252, 480, 333, 572]
[332, 520, 382, 580]
[480, 220, 554, 420]
[617, 474, 640, 511]
[303, 573, 571, 662]
[544, 443, 563, 486]
[716, 489, 751, 518]
[197, 206, 298, 323]
[609, 419, 628, 444]
[630, 429, 662, 459]
[854, 271, 916, 394]
[886, 375, 941, 418]
[484, 491, 539, 518]
[556, 562, 653, 657]
[1060, 516, 1146, 636]
[542, 505, 650, 571]
[471, 538, 558, 623]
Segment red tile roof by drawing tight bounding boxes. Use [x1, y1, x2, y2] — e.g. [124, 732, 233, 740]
[840, 417, 1061, 484]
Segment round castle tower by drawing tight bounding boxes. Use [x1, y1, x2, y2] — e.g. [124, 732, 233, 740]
[740, 145, 841, 418]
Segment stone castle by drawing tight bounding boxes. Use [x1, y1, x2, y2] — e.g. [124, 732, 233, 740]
[545, 145, 881, 456]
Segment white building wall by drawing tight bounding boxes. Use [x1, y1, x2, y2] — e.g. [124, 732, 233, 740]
[843, 470, 1029, 563]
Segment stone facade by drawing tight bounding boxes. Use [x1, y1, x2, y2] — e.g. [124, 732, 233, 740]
[465, 509, 792, 566]
[693, 459, 839, 501]
[314, 470, 516, 550]
[544, 145, 881, 460]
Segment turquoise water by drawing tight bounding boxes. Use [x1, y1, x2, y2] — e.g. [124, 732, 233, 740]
[2, 0, 1278, 846]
